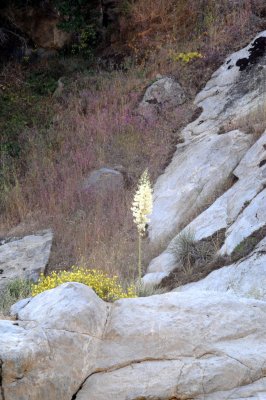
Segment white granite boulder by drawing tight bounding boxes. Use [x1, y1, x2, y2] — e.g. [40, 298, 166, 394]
[2, 283, 266, 399]
[148, 30, 266, 245]
[144, 31, 266, 286]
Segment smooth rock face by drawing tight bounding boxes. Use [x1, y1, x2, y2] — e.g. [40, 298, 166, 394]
[143, 130, 266, 286]
[0, 230, 53, 291]
[149, 129, 252, 243]
[148, 30, 266, 245]
[139, 77, 186, 116]
[2, 283, 266, 400]
[220, 187, 266, 255]
[176, 237, 266, 300]
[144, 30, 266, 286]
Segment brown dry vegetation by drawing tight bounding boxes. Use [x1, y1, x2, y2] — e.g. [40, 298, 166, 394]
[161, 229, 227, 290]
[0, 0, 266, 285]
[162, 225, 266, 291]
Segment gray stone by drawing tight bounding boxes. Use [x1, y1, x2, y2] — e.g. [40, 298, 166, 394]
[144, 31, 266, 286]
[0, 282, 109, 400]
[10, 297, 31, 317]
[82, 167, 124, 196]
[138, 76, 186, 116]
[0, 230, 53, 292]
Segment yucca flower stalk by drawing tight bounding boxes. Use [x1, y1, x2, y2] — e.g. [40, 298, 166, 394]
[131, 170, 153, 282]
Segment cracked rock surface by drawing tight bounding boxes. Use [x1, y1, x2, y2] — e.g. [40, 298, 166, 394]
[148, 30, 266, 244]
[144, 30, 266, 287]
[0, 283, 109, 400]
[1, 282, 266, 399]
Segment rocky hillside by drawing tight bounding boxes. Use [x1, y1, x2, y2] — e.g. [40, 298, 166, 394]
[144, 30, 266, 288]
[1, 27, 266, 398]
[1, 0, 266, 280]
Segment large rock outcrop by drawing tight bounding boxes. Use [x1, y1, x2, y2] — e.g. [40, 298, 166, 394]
[143, 128, 266, 286]
[0, 283, 109, 400]
[1, 6, 71, 49]
[0, 230, 53, 292]
[149, 31, 266, 245]
[1, 282, 266, 399]
[0, 0, 120, 51]
[144, 31, 266, 286]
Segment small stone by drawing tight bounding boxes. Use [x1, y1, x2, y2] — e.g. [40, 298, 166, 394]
[82, 167, 125, 196]
[138, 77, 186, 117]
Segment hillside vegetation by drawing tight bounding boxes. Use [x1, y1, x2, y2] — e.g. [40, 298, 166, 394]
[0, 0, 266, 284]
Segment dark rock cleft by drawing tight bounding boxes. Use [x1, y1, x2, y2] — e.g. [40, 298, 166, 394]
[236, 36, 266, 71]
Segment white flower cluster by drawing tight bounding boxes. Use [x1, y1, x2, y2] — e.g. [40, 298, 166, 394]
[131, 170, 153, 236]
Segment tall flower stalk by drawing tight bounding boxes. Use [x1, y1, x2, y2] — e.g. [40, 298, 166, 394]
[131, 170, 153, 282]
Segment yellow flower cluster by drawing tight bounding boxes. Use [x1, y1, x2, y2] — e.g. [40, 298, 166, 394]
[170, 51, 203, 63]
[31, 267, 137, 302]
[131, 169, 153, 236]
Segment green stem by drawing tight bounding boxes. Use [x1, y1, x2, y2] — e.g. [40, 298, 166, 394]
[138, 233, 142, 283]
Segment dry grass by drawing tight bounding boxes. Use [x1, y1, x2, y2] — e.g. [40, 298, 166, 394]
[220, 99, 266, 139]
[162, 229, 227, 290]
[115, 0, 265, 96]
[0, 65, 188, 281]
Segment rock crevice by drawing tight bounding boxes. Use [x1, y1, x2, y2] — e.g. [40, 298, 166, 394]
[0, 358, 5, 400]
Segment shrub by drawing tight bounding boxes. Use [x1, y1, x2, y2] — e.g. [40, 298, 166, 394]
[0, 278, 32, 315]
[32, 267, 137, 301]
[55, 0, 99, 58]
[170, 51, 203, 63]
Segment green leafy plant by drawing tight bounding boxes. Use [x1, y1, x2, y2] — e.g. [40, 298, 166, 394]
[70, 26, 97, 58]
[55, 0, 99, 58]
[131, 170, 153, 282]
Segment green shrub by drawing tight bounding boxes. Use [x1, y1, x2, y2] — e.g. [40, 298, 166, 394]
[55, 0, 99, 58]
